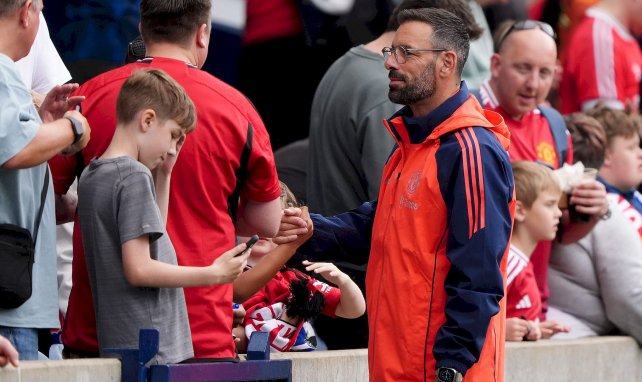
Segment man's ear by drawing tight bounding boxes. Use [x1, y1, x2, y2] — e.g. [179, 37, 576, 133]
[196, 23, 209, 49]
[514, 200, 527, 223]
[602, 148, 614, 168]
[139, 109, 157, 132]
[439, 51, 457, 77]
[18, 0, 33, 28]
[490, 53, 502, 78]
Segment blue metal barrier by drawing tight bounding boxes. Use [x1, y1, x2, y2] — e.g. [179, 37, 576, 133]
[105, 329, 292, 382]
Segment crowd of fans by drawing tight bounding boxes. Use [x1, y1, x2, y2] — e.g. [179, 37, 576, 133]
[1, 0, 642, 381]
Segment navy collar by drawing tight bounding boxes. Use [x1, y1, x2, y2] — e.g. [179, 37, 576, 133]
[600, 176, 638, 200]
[390, 81, 470, 144]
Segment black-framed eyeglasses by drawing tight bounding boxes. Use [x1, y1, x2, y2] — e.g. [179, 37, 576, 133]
[495, 20, 556, 52]
[382, 46, 446, 64]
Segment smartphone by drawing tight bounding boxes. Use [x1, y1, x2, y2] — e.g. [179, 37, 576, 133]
[236, 234, 259, 257]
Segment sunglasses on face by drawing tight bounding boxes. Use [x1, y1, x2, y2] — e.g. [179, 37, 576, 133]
[495, 20, 556, 52]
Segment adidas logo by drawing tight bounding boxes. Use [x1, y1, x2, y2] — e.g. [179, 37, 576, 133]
[516, 295, 532, 310]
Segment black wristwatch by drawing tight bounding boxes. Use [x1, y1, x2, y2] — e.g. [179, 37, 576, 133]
[436, 367, 463, 382]
[64, 116, 84, 144]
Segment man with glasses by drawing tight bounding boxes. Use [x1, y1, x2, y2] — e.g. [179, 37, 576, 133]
[306, 0, 484, 350]
[476, 20, 610, 323]
[281, 8, 515, 382]
[559, 0, 642, 114]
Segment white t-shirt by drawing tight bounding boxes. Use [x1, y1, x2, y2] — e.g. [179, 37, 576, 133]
[16, 13, 71, 92]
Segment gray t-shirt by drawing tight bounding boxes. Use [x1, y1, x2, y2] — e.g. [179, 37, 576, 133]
[307, 45, 400, 215]
[0, 53, 58, 328]
[78, 156, 193, 364]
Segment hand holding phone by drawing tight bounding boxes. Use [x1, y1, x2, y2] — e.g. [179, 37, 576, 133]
[236, 234, 259, 257]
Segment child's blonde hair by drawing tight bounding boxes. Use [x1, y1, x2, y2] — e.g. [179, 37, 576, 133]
[512, 161, 561, 208]
[279, 181, 299, 209]
[116, 68, 196, 133]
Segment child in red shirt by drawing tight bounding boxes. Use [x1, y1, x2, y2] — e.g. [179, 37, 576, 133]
[508, 161, 571, 341]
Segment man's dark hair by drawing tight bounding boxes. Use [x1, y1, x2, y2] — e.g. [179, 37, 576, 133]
[386, 0, 483, 41]
[397, 8, 470, 76]
[140, 0, 211, 47]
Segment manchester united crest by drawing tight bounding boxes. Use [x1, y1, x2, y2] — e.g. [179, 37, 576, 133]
[407, 171, 422, 195]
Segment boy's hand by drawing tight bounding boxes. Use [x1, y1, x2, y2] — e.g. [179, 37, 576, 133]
[302, 260, 348, 286]
[209, 243, 250, 285]
[273, 207, 309, 244]
[156, 134, 186, 177]
[232, 303, 246, 327]
[539, 320, 571, 339]
[506, 317, 529, 341]
[525, 319, 542, 341]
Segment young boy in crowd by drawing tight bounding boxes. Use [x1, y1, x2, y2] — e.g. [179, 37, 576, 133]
[77, 69, 250, 364]
[233, 182, 366, 352]
[585, 106, 642, 236]
[507, 161, 570, 341]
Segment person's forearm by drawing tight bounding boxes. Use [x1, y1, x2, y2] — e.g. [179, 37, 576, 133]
[334, 277, 366, 319]
[124, 255, 217, 288]
[123, 237, 219, 287]
[236, 197, 282, 237]
[2, 119, 74, 169]
[233, 244, 298, 302]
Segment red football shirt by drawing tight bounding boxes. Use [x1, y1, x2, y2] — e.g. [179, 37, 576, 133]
[506, 246, 542, 321]
[50, 57, 281, 358]
[560, 7, 642, 113]
[479, 81, 572, 319]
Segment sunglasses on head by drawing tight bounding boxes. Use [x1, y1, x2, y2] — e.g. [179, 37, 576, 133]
[495, 20, 556, 52]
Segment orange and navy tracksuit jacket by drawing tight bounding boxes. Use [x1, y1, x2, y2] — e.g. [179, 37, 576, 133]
[301, 83, 515, 381]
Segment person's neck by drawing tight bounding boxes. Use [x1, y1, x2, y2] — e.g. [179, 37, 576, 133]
[145, 43, 200, 68]
[364, 31, 395, 55]
[101, 126, 139, 161]
[599, 170, 629, 192]
[0, 26, 25, 61]
[410, 80, 461, 116]
[511, 225, 537, 257]
[596, 0, 630, 30]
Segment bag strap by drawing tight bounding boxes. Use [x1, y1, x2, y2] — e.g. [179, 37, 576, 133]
[33, 167, 49, 244]
[538, 105, 569, 167]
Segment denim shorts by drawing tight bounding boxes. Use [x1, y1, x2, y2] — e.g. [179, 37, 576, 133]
[0, 326, 38, 360]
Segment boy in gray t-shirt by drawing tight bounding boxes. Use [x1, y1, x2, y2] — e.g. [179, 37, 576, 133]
[77, 69, 251, 364]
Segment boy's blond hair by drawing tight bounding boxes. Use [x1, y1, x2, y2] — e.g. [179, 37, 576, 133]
[279, 181, 299, 209]
[512, 161, 561, 208]
[116, 68, 196, 133]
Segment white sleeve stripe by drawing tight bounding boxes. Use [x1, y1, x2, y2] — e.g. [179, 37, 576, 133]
[506, 250, 527, 287]
[594, 19, 618, 100]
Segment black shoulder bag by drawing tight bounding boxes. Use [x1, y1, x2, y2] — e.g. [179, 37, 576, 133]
[0, 168, 49, 309]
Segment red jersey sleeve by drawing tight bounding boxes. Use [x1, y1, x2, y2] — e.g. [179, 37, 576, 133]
[242, 110, 281, 203]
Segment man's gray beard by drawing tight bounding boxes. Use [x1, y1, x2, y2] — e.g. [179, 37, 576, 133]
[388, 61, 436, 106]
